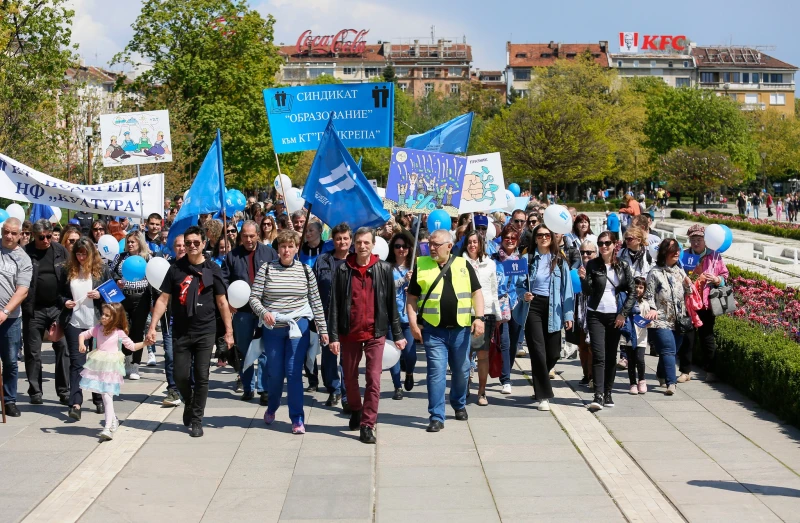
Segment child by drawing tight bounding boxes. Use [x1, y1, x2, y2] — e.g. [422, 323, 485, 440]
[623, 276, 650, 395]
[79, 303, 143, 441]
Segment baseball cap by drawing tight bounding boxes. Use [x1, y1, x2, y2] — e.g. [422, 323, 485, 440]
[474, 215, 489, 228]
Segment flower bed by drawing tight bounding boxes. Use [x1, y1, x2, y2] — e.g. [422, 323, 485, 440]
[672, 209, 800, 241]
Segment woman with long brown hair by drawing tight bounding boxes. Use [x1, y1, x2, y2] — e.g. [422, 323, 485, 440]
[260, 215, 278, 244]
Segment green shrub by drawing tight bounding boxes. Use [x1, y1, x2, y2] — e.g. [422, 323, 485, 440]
[671, 209, 800, 241]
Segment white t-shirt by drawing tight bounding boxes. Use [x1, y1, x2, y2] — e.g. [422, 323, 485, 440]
[590, 264, 619, 314]
[69, 275, 96, 329]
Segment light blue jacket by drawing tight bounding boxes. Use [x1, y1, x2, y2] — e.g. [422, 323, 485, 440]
[512, 251, 575, 334]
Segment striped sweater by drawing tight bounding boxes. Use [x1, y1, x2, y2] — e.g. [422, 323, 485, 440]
[249, 259, 328, 335]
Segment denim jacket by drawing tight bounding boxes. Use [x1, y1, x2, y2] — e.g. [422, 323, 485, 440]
[512, 251, 575, 334]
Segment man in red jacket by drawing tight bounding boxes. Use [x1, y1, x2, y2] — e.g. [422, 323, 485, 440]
[328, 227, 406, 444]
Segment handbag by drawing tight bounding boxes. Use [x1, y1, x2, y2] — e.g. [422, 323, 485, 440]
[709, 285, 737, 316]
[488, 325, 502, 379]
[498, 294, 511, 323]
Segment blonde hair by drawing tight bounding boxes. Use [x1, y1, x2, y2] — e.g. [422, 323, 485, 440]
[623, 227, 647, 246]
[275, 229, 301, 248]
[125, 231, 151, 261]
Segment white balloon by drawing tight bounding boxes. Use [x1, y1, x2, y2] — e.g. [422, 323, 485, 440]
[285, 187, 306, 214]
[49, 207, 62, 223]
[145, 257, 171, 289]
[373, 236, 389, 260]
[382, 339, 401, 370]
[504, 189, 516, 211]
[274, 174, 293, 192]
[705, 224, 726, 251]
[227, 280, 252, 309]
[6, 203, 24, 222]
[648, 242, 659, 259]
[96, 235, 119, 260]
[543, 205, 573, 234]
[485, 221, 497, 241]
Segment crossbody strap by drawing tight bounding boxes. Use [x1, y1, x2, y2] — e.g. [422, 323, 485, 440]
[418, 256, 457, 320]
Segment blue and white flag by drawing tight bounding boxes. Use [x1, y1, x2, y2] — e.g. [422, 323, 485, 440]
[29, 204, 55, 223]
[97, 279, 125, 304]
[404, 112, 474, 154]
[166, 130, 226, 255]
[302, 119, 390, 230]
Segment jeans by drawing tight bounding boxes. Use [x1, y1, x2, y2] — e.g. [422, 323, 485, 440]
[305, 331, 320, 388]
[625, 345, 646, 384]
[173, 331, 215, 424]
[233, 312, 267, 394]
[342, 337, 385, 428]
[22, 305, 69, 398]
[0, 317, 22, 404]
[499, 319, 522, 385]
[524, 296, 561, 400]
[161, 315, 176, 391]
[320, 337, 342, 396]
[422, 322, 470, 423]
[753, 206, 760, 219]
[650, 328, 683, 386]
[679, 309, 717, 373]
[587, 311, 623, 394]
[264, 319, 310, 424]
[64, 324, 102, 407]
[388, 323, 417, 389]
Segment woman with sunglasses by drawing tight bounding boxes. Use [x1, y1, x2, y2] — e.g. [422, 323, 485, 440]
[19, 220, 32, 246]
[513, 224, 575, 411]
[643, 239, 693, 396]
[581, 231, 636, 411]
[492, 224, 524, 393]
[385, 232, 418, 399]
[225, 223, 239, 248]
[618, 227, 652, 278]
[260, 216, 278, 244]
[575, 240, 597, 388]
[90, 220, 106, 245]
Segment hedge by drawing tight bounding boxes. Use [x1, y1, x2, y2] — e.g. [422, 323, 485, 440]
[671, 209, 800, 241]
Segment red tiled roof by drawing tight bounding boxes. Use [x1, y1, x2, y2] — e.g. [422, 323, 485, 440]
[65, 65, 133, 85]
[691, 47, 797, 70]
[507, 42, 607, 67]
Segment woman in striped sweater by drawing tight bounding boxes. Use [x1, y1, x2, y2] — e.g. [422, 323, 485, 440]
[249, 229, 329, 434]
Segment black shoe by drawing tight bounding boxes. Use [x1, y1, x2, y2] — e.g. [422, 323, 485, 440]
[342, 399, 352, 414]
[454, 408, 468, 421]
[182, 404, 192, 427]
[189, 422, 204, 438]
[349, 409, 362, 431]
[30, 393, 43, 405]
[240, 391, 254, 402]
[426, 420, 444, 433]
[58, 395, 69, 406]
[404, 373, 414, 392]
[604, 392, 615, 408]
[68, 407, 81, 421]
[96, 403, 105, 415]
[5, 403, 20, 417]
[360, 426, 376, 444]
[305, 385, 318, 393]
[392, 388, 403, 400]
[579, 376, 590, 387]
[325, 392, 341, 407]
[588, 393, 604, 412]
[259, 392, 269, 406]
[234, 377, 243, 393]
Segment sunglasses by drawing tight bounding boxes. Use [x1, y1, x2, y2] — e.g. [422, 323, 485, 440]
[580, 250, 595, 256]
[513, 219, 525, 224]
[186, 240, 203, 247]
[393, 244, 408, 250]
[536, 233, 551, 239]
[93, 227, 105, 232]
[502, 237, 518, 242]
[39, 234, 52, 241]
[227, 229, 237, 234]
[21, 231, 31, 236]
[527, 220, 538, 225]
[597, 240, 614, 247]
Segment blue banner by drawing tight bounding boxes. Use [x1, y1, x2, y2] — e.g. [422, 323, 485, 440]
[681, 250, 700, 272]
[385, 147, 467, 213]
[97, 279, 125, 303]
[263, 83, 394, 153]
[501, 257, 528, 276]
[633, 315, 652, 328]
[405, 112, 474, 154]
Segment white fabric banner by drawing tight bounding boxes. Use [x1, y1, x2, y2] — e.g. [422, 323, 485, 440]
[0, 153, 164, 219]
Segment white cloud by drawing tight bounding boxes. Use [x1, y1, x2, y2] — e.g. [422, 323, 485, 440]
[68, 0, 141, 70]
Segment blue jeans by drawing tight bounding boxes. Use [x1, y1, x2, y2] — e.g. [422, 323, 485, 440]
[305, 331, 320, 388]
[650, 328, 683, 386]
[388, 323, 417, 389]
[264, 319, 310, 424]
[321, 337, 342, 396]
[233, 312, 267, 394]
[0, 317, 22, 404]
[422, 322, 470, 423]
[753, 206, 760, 220]
[161, 315, 176, 391]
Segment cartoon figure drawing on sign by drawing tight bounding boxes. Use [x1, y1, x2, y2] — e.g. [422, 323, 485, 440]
[407, 172, 418, 201]
[397, 183, 407, 200]
[121, 131, 137, 152]
[104, 136, 130, 162]
[415, 174, 425, 198]
[424, 176, 437, 196]
[445, 185, 456, 206]
[461, 166, 498, 205]
[436, 184, 447, 206]
[141, 131, 172, 159]
[137, 128, 152, 152]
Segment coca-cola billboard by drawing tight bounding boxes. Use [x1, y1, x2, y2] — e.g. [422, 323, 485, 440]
[296, 29, 370, 55]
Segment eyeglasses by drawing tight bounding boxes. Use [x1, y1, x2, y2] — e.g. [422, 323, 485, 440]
[597, 241, 614, 247]
[66, 238, 77, 244]
[38, 234, 52, 241]
[92, 227, 105, 232]
[502, 237, 518, 243]
[580, 250, 596, 256]
[536, 233, 551, 239]
[527, 220, 538, 225]
[186, 240, 203, 247]
[476, 226, 487, 232]
[21, 232, 31, 236]
[227, 229, 237, 234]
[429, 241, 449, 249]
[393, 244, 408, 250]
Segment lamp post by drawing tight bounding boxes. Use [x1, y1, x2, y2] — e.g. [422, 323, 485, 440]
[84, 126, 94, 185]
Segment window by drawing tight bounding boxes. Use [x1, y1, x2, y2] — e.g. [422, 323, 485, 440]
[515, 52, 527, 58]
[617, 60, 623, 68]
[743, 73, 750, 83]
[394, 67, 409, 77]
[514, 69, 530, 81]
[633, 60, 639, 67]
[517, 89, 530, 98]
[668, 60, 674, 68]
[729, 93, 738, 101]
[364, 67, 379, 78]
[676, 77, 691, 88]
[343, 67, 356, 75]
[770, 93, 786, 105]
[683, 61, 690, 68]
[398, 83, 408, 93]
[309, 68, 334, 79]
[448, 67, 463, 77]
[540, 53, 552, 58]
[732, 72, 740, 83]
[107, 101, 115, 110]
[770, 73, 784, 83]
[424, 83, 434, 95]
[652, 69, 663, 76]
[650, 60, 657, 67]
[722, 72, 731, 83]
[283, 68, 305, 80]
[745, 94, 758, 104]
[566, 53, 576, 58]
[104, 84, 114, 93]
[700, 72, 715, 83]
[450, 83, 460, 95]
[753, 73, 759, 83]
[422, 67, 436, 78]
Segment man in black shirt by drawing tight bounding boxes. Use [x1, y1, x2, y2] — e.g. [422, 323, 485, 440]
[146, 226, 234, 437]
[22, 219, 70, 404]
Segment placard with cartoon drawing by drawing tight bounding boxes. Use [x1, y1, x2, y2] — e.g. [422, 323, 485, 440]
[458, 152, 506, 214]
[384, 147, 466, 215]
[99, 110, 172, 168]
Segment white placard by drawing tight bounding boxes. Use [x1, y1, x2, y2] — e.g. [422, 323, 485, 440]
[458, 152, 506, 214]
[99, 110, 173, 168]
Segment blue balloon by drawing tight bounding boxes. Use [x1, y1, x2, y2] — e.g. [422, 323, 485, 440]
[508, 183, 521, 197]
[0, 209, 8, 223]
[119, 238, 126, 252]
[718, 224, 733, 254]
[121, 255, 147, 282]
[570, 269, 582, 294]
[607, 213, 620, 233]
[225, 189, 247, 214]
[428, 210, 451, 232]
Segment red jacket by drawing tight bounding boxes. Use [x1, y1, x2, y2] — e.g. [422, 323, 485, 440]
[340, 253, 378, 342]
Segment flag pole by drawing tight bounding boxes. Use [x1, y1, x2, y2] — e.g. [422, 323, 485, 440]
[215, 129, 228, 249]
[273, 151, 290, 205]
[408, 214, 422, 273]
[136, 165, 145, 227]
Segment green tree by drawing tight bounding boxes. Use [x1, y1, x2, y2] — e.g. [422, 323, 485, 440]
[748, 110, 800, 187]
[113, 0, 283, 191]
[660, 147, 746, 211]
[382, 64, 396, 83]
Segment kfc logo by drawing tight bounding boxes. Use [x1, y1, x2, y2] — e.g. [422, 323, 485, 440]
[619, 32, 688, 53]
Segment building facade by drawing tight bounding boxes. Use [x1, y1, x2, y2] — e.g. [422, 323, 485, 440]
[608, 53, 696, 87]
[505, 41, 609, 97]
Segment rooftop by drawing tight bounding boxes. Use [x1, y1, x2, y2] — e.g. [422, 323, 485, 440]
[692, 47, 797, 70]
[507, 41, 608, 68]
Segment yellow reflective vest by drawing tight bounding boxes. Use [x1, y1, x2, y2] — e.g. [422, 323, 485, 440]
[416, 256, 473, 327]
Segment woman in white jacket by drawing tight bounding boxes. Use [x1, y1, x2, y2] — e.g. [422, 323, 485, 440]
[463, 231, 501, 406]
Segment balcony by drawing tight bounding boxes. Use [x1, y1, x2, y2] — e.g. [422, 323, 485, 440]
[741, 102, 766, 111]
[699, 81, 795, 90]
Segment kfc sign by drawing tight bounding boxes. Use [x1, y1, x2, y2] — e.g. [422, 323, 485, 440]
[619, 32, 689, 53]
[296, 29, 369, 55]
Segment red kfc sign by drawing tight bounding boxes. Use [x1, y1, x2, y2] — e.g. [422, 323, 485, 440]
[619, 32, 689, 53]
[296, 29, 369, 55]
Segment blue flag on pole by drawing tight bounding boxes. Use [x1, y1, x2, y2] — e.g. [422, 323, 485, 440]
[97, 279, 125, 303]
[166, 130, 227, 256]
[302, 119, 390, 230]
[404, 112, 474, 154]
[29, 204, 54, 223]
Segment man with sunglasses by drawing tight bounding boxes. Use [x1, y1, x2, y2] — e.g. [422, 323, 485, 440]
[22, 219, 70, 405]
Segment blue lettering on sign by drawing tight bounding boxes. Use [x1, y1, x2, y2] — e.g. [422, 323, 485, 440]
[263, 83, 394, 153]
[502, 257, 528, 276]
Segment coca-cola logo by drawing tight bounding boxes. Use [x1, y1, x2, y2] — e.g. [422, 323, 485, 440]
[295, 29, 369, 55]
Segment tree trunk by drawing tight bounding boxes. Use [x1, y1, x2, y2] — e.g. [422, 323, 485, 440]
[692, 193, 697, 213]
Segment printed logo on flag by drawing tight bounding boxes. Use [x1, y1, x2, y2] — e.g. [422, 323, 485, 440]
[320, 163, 355, 194]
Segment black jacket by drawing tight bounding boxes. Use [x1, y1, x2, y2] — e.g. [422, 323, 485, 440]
[314, 252, 346, 321]
[328, 258, 402, 343]
[56, 264, 115, 326]
[580, 257, 636, 318]
[562, 242, 581, 270]
[21, 242, 69, 316]
[221, 243, 278, 314]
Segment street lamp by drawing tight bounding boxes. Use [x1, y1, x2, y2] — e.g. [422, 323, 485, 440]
[84, 126, 94, 185]
[761, 151, 767, 192]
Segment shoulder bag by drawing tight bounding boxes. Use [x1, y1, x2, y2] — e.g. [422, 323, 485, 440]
[708, 285, 737, 316]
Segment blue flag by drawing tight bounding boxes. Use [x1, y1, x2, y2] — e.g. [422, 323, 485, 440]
[97, 279, 125, 304]
[166, 130, 227, 255]
[404, 112, 474, 154]
[30, 204, 54, 223]
[302, 119, 390, 230]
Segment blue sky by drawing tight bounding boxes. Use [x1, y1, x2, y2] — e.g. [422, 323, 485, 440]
[72, 0, 799, 85]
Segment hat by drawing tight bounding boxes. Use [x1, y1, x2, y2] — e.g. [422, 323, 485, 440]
[687, 224, 705, 238]
[474, 215, 489, 228]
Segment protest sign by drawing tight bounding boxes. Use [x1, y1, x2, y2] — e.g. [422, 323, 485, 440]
[99, 110, 172, 168]
[458, 153, 505, 214]
[385, 147, 466, 215]
[264, 83, 394, 153]
[681, 251, 700, 272]
[501, 257, 528, 276]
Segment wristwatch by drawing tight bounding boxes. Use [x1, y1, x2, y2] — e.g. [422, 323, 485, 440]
[2, 309, 9, 316]
[476, 316, 486, 322]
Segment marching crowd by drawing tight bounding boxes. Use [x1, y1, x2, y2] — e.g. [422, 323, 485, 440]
[0, 193, 728, 443]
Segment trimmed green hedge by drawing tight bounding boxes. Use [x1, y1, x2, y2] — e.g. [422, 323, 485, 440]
[672, 209, 800, 241]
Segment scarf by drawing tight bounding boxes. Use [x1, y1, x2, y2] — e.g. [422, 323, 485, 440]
[178, 261, 213, 317]
[628, 248, 645, 271]
[495, 247, 519, 262]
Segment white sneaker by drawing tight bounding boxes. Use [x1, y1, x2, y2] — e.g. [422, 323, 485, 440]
[99, 428, 113, 441]
[549, 369, 556, 379]
[501, 383, 512, 395]
[109, 417, 119, 432]
[146, 352, 157, 366]
[515, 348, 527, 357]
[537, 399, 551, 411]
[129, 364, 140, 380]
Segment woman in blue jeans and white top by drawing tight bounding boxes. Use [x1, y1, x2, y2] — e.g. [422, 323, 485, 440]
[249, 229, 328, 434]
[643, 238, 692, 396]
[386, 231, 417, 400]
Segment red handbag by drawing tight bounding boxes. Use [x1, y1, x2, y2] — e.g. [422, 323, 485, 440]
[488, 325, 502, 379]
